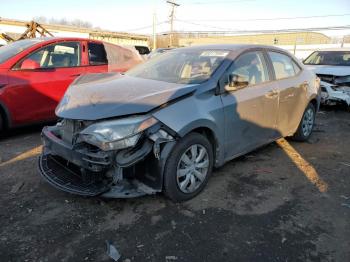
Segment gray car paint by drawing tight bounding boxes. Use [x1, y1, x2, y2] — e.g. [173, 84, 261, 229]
[153, 46, 319, 167]
[56, 44, 320, 168]
[56, 73, 198, 120]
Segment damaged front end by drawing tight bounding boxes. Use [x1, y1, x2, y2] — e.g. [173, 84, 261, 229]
[38, 116, 176, 198]
[318, 75, 350, 107]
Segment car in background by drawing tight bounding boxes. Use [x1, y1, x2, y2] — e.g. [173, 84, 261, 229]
[303, 48, 350, 107]
[38, 44, 320, 202]
[148, 48, 174, 59]
[0, 37, 143, 132]
[134, 45, 150, 56]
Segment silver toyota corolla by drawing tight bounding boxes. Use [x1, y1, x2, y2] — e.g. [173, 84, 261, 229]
[39, 44, 321, 202]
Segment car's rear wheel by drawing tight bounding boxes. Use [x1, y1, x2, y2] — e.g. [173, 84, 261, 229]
[163, 133, 214, 202]
[292, 103, 315, 141]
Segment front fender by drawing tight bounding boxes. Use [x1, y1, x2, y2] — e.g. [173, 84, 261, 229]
[153, 92, 226, 166]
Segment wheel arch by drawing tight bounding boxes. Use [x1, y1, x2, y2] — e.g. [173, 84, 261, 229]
[309, 98, 319, 112]
[0, 101, 11, 129]
[177, 121, 224, 167]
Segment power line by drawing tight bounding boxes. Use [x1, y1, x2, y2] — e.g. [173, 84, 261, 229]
[125, 21, 168, 32]
[182, 0, 256, 4]
[175, 19, 234, 31]
[158, 25, 350, 35]
[178, 13, 350, 22]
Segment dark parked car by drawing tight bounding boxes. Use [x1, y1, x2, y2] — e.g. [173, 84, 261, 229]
[0, 37, 142, 132]
[39, 44, 320, 202]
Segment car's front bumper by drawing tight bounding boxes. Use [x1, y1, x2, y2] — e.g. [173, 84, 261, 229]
[38, 125, 175, 198]
[320, 81, 350, 107]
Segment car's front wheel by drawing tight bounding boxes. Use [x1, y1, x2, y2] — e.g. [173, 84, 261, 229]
[292, 103, 316, 141]
[163, 133, 214, 202]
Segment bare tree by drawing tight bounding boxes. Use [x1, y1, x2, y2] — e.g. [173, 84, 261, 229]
[33, 16, 93, 28]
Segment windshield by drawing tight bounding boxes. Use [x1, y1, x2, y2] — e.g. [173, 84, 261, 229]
[127, 49, 229, 84]
[0, 39, 43, 64]
[304, 51, 350, 66]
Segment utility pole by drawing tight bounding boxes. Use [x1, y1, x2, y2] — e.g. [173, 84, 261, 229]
[152, 5, 157, 50]
[166, 0, 180, 47]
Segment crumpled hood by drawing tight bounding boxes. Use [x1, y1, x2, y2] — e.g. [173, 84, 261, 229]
[56, 73, 197, 120]
[305, 65, 350, 76]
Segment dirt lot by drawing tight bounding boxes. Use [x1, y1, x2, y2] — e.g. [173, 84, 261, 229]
[0, 110, 349, 262]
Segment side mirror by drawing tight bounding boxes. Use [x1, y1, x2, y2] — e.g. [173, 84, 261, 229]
[20, 59, 40, 70]
[225, 74, 249, 92]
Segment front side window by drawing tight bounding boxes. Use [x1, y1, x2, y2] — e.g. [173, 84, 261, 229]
[228, 51, 269, 86]
[127, 49, 229, 84]
[269, 52, 297, 79]
[17, 41, 81, 69]
[88, 42, 108, 65]
[303, 51, 350, 66]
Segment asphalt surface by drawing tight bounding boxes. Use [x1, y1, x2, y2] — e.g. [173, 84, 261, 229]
[0, 110, 349, 262]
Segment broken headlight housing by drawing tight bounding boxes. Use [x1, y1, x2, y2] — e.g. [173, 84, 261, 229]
[80, 116, 158, 151]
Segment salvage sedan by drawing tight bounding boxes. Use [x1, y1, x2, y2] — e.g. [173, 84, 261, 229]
[39, 45, 320, 202]
[303, 48, 350, 107]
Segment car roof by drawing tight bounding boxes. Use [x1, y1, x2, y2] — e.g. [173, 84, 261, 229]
[19, 37, 104, 44]
[313, 48, 350, 52]
[176, 44, 289, 53]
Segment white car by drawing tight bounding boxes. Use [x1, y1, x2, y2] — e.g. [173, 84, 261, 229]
[303, 48, 350, 107]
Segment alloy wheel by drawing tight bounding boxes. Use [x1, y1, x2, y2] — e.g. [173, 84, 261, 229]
[302, 108, 314, 137]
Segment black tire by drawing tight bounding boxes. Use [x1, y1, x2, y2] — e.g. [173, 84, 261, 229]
[292, 103, 316, 141]
[163, 132, 214, 202]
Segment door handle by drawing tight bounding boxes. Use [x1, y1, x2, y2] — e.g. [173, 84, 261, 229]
[70, 74, 81, 77]
[285, 93, 295, 99]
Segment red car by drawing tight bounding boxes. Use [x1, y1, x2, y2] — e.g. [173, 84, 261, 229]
[0, 37, 143, 131]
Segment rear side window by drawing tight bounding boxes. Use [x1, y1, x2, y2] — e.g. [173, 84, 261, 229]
[268, 52, 299, 79]
[88, 42, 108, 65]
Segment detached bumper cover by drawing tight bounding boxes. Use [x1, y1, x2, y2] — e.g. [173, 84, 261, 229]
[39, 127, 112, 196]
[41, 126, 111, 172]
[320, 81, 350, 106]
[38, 126, 163, 198]
[38, 154, 110, 196]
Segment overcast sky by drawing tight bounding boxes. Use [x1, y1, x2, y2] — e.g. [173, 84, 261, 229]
[1, 0, 350, 36]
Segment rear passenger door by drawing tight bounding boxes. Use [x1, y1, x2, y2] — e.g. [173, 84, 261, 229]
[86, 41, 108, 73]
[267, 51, 305, 136]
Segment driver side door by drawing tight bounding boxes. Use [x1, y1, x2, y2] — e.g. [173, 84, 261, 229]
[7, 41, 85, 125]
[220, 50, 279, 160]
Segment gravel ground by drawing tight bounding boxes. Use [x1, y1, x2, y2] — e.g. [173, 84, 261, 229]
[0, 110, 349, 262]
